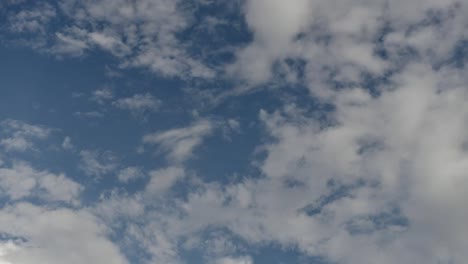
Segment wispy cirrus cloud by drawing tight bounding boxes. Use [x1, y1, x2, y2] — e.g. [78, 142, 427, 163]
[74, 111, 104, 118]
[113, 93, 161, 115]
[143, 119, 214, 163]
[145, 166, 185, 195]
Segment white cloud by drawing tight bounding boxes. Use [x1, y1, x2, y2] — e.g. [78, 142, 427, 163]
[227, 119, 241, 132]
[215, 63, 468, 264]
[117, 166, 144, 183]
[145, 167, 185, 195]
[61, 136, 74, 150]
[113, 93, 161, 114]
[228, 0, 313, 83]
[0, 137, 32, 152]
[143, 120, 214, 163]
[0, 120, 51, 152]
[0, 241, 19, 264]
[91, 87, 114, 104]
[0, 0, 26, 9]
[79, 150, 117, 177]
[222, 119, 242, 141]
[184, 231, 241, 259]
[7, 3, 56, 34]
[10, 0, 213, 78]
[227, 0, 464, 93]
[103, 63, 468, 264]
[0, 162, 82, 204]
[74, 111, 104, 118]
[0, 203, 128, 264]
[88, 31, 129, 56]
[214, 256, 253, 264]
[3, 1, 468, 264]
[0, 120, 51, 138]
[53, 28, 90, 56]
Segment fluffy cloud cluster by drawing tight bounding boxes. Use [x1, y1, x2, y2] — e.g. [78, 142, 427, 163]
[2, 0, 468, 264]
[231, 0, 467, 90]
[0, 121, 126, 264]
[0, 162, 82, 204]
[0, 120, 51, 152]
[3, 0, 214, 78]
[0, 203, 128, 264]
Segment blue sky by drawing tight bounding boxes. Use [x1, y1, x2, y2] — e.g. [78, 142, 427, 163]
[1, 1, 468, 264]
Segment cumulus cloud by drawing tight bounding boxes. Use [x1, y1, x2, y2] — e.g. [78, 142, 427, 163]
[103, 65, 468, 264]
[0, 162, 82, 204]
[228, 0, 313, 83]
[171, 64, 468, 264]
[0, 120, 51, 152]
[227, 0, 465, 93]
[0, 203, 128, 264]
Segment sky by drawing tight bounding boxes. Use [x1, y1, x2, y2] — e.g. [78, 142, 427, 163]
[0, 0, 468, 264]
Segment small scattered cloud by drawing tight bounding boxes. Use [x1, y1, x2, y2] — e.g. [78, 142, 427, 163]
[113, 93, 161, 115]
[74, 111, 104, 118]
[222, 118, 242, 140]
[145, 167, 185, 196]
[118, 166, 144, 183]
[91, 87, 114, 104]
[61, 136, 74, 151]
[104, 65, 122, 79]
[0, 162, 82, 204]
[7, 3, 56, 34]
[0, 119, 52, 152]
[0, 137, 31, 152]
[142, 120, 214, 163]
[79, 150, 117, 178]
[213, 256, 253, 264]
[227, 119, 241, 132]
